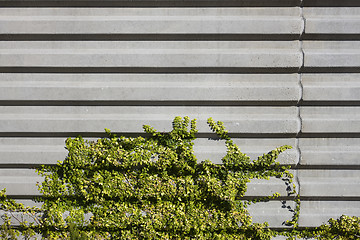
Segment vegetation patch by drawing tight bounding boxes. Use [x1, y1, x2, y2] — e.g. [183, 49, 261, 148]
[1, 117, 359, 239]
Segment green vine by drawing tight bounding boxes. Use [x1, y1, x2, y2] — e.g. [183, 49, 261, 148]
[0, 117, 359, 239]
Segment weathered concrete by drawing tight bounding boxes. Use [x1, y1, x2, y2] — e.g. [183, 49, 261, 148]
[303, 41, 360, 68]
[300, 138, 360, 166]
[304, 8, 360, 34]
[299, 201, 360, 227]
[0, 8, 302, 34]
[0, 41, 302, 68]
[0, 106, 300, 134]
[299, 170, 360, 197]
[302, 74, 360, 101]
[0, 73, 301, 102]
[301, 107, 360, 133]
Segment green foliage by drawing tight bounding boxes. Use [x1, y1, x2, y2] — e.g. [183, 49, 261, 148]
[0, 117, 359, 239]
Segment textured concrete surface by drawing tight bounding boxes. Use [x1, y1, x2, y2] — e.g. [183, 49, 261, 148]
[303, 41, 360, 68]
[0, 41, 302, 68]
[299, 201, 360, 227]
[299, 170, 360, 197]
[304, 8, 360, 34]
[301, 107, 360, 133]
[0, 73, 301, 102]
[0, 8, 302, 34]
[299, 138, 360, 166]
[0, 106, 300, 134]
[0, 0, 359, 232]
[302, 74, 360, 101]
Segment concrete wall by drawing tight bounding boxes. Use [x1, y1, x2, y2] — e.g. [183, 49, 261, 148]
[0, 0, 359, 231]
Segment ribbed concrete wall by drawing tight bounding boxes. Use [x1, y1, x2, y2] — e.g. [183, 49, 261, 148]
[0, 0, 359, 232]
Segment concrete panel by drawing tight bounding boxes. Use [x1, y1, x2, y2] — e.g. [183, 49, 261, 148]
[299, 201, 360, 227]
[303, 41, 360, 68]
[299, 138, 360, 166]
[0, 138, 67, 166]
[0, 106, 300, 134]
[0, 73, 301, 102]
[302, 74, 360, 101]
[0, 8, 302, 35]
[304, 8, 360, 34]
[301, 107, 360, 133]
[0, 169, 42, 196]
[246, 172, 298, 197]
[0, 138, 298, 166]
[247, 201, 297, 228]
[299, 170, 360, 197]
[0, 41, 302, 68]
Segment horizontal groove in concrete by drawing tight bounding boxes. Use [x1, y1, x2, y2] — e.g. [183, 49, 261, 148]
[298, 133, 360, 138]
[302, 0, 360, 7]
[3, 101, 360, 107]
[3, 133, 360, 139]
[2, 0, 360, 7]
[0, 34, 301, 41]
[1, 68, 360, 74]
[1, 34, 360, 41]
[0, 67, 301, 74]
[302, 34, 360, 41]
[301, 67, 360, 73]
[0, 100, 299, 107]
[0, 0, 301, 7]
[0, 133, 298, 138]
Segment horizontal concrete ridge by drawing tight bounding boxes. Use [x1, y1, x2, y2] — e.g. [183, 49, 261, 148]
[0, 137, 298, 166]
[301, 107, 360, 133]
[0, 169, 43, 196]
[0, 106, 300, 134]
[0, 138, 67, 166]
[0, 73, 301, 102]
[247, 201, 297, 228]
[302, 74, 360, 101]
[0, 41, 302, 69]
[299, 201, 360, 227]
[245, 171, 298, 197]
[0, 0, 302, 7]
[0, 8, 302, 35]
[299, 170, 360, 197]
[304, 8, 360, 34]
[303, 41, 360, 68]
[300, 138, 360, 166]
[0, 169, 297, 198]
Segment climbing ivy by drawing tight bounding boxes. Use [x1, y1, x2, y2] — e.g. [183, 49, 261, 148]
[0, 117, 359, 239]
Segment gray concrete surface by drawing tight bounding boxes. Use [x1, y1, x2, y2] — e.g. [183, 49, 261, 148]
[0, 0, 359, 231]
